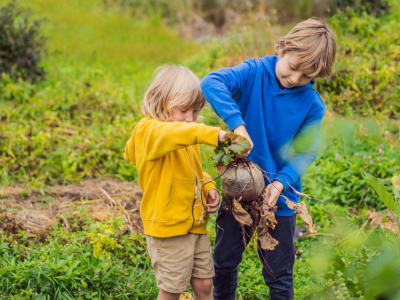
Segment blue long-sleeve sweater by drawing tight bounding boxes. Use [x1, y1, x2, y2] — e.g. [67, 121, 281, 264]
[201, 55, 325, 216]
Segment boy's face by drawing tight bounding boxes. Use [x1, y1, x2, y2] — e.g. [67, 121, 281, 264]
[170, 106, 199, 123]
[275, 52, 314, 89]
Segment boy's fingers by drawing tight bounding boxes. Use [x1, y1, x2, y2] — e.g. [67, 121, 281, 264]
[267, 194, 279, 207]
[262, 185, 271, 207]
[208, 207, 218, 213]
[208, 197, 219, 207]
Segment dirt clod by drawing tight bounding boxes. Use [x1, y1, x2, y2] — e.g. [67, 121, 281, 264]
[0, 178, 144, 239]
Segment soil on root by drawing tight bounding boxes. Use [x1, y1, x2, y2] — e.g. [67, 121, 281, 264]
[0, 177, 144, 242]
[221, 193, 263, 229]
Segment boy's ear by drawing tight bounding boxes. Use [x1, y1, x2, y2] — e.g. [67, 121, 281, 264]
[276, 42, 284, 58]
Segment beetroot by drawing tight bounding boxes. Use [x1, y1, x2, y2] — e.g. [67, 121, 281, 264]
[221, 160, 264, 202]
[212, 132, 317, 253]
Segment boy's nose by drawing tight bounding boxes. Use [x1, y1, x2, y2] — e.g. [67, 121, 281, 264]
[292, 73, 301, 84]
[186, 114, 194, 122]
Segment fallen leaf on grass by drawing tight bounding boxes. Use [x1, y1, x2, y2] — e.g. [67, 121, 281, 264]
[286, 200, 317, 234]
[367, 210, 399, 235]
[392, 175, 400, 190]
[232, 199, 253, 226]
[179, 292, 193, 300]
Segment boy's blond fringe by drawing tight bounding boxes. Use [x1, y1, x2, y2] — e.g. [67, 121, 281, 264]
[142, 64, 207, 121]
[276, 17, 337, 78]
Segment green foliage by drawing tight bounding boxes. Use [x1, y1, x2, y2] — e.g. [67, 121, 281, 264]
[0, 211, 157, 299]
[364, 172, 400, 233]
[0, 0, 46, 82]
[334, 0, 391, 16]
[2, 0, 400, 298]
[185, 0, 400, 119]
[364, 173, 395, 210]
[317, 6, 400, 118]
[211, 132, 251, 166]
[0, 0, 202, 187]
[303, 119, 400, 209]
[86, 217, 125, 258]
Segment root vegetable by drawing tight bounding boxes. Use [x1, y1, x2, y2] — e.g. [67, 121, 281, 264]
[212, 132, 316, 255]
[221, 160, 265, 202]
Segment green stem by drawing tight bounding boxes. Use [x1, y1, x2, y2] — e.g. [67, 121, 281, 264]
[389, 209, 400, 238]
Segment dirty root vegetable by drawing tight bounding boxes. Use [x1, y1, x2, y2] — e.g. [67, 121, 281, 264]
[221, 160, 264, 202]
[212, 132, 317, 253]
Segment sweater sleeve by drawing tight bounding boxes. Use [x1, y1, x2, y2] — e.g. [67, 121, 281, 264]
[277, 105, 325, 191]
[201, 171, 217, 200]
[143, 121, 220, 161]
[200, 60, 256, 131]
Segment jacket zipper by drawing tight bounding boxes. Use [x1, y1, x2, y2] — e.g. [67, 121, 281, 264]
[185, 148, 198, 232]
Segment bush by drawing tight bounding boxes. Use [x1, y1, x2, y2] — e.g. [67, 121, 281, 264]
[0, 0, 46, 82]
[334, 0, 391, 16]
[316, 7, 400, 118]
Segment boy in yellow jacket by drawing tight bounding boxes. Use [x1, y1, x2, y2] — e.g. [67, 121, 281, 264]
[124, 65, 227, 300]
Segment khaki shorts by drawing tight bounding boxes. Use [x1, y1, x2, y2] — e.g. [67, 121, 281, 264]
[146, 233, 215, 294]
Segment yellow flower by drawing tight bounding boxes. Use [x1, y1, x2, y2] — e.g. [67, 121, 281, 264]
[392, 175, 400, 190]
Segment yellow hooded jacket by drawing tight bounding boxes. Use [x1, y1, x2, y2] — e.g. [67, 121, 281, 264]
[124, 118, 220, 237]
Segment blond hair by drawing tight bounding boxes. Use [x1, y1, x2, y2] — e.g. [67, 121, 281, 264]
[276, 18, 337, 78]
[141, 64, 206, 121]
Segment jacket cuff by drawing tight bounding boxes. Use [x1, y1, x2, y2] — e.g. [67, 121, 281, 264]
[202, 177, 217, 200]
[225, 114, 245, 131]
[276, 172, 295, 192]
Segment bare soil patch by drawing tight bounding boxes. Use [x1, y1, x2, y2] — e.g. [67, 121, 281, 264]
[0, 177, 143, 236]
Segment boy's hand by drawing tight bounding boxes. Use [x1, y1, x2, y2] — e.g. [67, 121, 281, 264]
[218, 130, 227, 142]
[262, 180, 284, 209]
[207, 189, 220, 213]
[233, 125, 253, 158]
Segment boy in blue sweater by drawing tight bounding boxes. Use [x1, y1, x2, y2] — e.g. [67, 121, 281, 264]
[201, 18, 337, 299]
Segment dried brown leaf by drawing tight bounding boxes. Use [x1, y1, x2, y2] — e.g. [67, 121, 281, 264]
[258, 231, 279, 250]
[232, 199, 253, 226]
[259, 208, 278, 231]
[286, 200, 317, 234]
[367, 210, 399, 235]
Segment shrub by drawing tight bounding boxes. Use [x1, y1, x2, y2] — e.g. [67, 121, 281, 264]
[334, 0, 391, 16]
[0, 0, 46, 82]
[316, 7, 400, 118]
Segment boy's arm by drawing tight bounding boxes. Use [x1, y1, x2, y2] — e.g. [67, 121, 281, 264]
[202, 171, 220, 213]
[277, 108, 325, 191]
[201, 171, 217, 200]
[201, 60, 256, 131]
[143, 121, 220, 161]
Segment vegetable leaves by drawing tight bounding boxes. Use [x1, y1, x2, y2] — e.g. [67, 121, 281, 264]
[212, 132, 251, 166]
